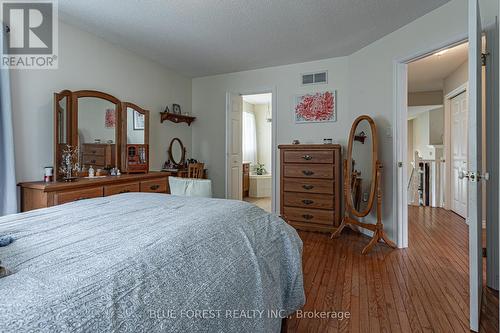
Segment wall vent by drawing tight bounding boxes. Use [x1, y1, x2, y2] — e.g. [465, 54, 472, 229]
[301, 71, 327, 85]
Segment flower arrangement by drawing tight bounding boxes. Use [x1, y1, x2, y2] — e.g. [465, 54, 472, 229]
[59, 145, 80, 181]
[254, 163, 266, 176]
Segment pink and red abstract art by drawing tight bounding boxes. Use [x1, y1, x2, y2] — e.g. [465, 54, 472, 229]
[105, 108, 115, 128]
[294, 91, 336, 123]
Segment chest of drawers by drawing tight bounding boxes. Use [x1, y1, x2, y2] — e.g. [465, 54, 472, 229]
[18, 173, 170, 212]
[81, 143, 115, 169]
[279, 144, 341, 232]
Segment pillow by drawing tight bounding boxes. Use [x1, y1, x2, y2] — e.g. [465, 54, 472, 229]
[168, 177, 212, 198]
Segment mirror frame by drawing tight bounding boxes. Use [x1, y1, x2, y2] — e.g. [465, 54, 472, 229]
[168, 137, 186, 167]
[54, 90, 73, 180]
[71, 90, 122, 170]
[346, 115, 378, 218]
[121, 102, 150, 173]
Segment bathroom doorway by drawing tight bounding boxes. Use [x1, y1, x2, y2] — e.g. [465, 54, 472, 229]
[241, 93, 273, 213]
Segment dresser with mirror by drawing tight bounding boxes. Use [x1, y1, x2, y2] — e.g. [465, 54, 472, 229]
[19, 89, 169, 212]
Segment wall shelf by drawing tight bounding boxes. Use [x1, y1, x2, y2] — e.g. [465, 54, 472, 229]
[160, 112, 196, 126]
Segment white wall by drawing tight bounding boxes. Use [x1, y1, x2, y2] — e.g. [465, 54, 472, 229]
[11, 21, 192, 182]
[192, 56, 350, 199]
[192, 0, 485, 240]
[126, 107, 145, 144]
[78, 97, 117, 144]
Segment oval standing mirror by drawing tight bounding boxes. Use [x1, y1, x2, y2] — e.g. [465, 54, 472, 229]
[168, 138, 186, 167]
[333, 115, 397, 254]
[347, 116, 377, 217]
[73, 91, 121, 171]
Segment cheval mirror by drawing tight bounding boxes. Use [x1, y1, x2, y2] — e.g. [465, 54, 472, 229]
[332, 115, 396, 254]
[122, 102, 149, 173]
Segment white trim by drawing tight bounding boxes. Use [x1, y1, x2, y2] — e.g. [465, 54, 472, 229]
[393, 35, 468, 249]
[225, 87, 278, 214]
[446, 82, 468, 99]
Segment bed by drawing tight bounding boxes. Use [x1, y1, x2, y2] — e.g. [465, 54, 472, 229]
[0, 193, 304, 332]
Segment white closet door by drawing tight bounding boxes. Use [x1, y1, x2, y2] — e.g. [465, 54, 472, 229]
[451, 91, 468, 218]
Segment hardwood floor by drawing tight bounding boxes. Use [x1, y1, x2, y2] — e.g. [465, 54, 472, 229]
[244, 196, 272, 213]
[286, 206, 499, 332]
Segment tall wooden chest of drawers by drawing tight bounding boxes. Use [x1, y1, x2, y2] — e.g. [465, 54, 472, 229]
[279, 144, 341, 233]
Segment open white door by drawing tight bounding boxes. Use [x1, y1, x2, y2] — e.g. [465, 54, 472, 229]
[467, 1, 483, 331]
[226, 93, 243, 200]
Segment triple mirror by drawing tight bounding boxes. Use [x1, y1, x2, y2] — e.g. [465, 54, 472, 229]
[332, 115, 396, 254]
[54, 90, 150, 180]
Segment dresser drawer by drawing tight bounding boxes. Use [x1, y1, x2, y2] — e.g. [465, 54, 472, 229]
[283, 150, 334, 164]
[283, 178, 334, 194]
[140, 178, 168, 193]
[283, 192, 334, 209]
[82, 154, 105, 166]
[104, 182, 140, 196]
[54, 187, 103, 205]
[283, 207, 334, 226]
[82, 145, 106, 156]
[283, 164, 334, 179]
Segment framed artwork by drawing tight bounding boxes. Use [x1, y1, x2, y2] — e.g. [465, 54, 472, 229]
[172, 104, 182, 114]
[105, 108, 115, 128]
[133, 111, 145, 130]
[294, 91, 336, 123]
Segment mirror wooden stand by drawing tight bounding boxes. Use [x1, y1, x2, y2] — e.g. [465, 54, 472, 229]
[331, 115, 396, 254]
[53, 90, 150, 179]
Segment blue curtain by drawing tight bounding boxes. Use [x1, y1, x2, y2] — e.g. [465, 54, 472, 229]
[0, 25, 17, 216]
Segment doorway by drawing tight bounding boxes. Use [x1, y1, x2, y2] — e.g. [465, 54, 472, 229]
[225, 90, 276, 213]
[395, 12, 499, 329]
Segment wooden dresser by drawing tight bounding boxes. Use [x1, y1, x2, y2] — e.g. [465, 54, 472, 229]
[279, 144, 341, 233]
[18, 172, 169, 212]
[81, 143, 115, 169]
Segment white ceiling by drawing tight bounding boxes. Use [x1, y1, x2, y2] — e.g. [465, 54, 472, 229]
[242, 93, 272, 105]
[408, 42, 468, 92]
[58, 0, 450, 77]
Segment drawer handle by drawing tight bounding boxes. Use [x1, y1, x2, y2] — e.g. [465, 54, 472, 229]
[90, 159, 96, 164]
[302, 155, 313, 161]
[150, 185, 160, 190]
[302, 184, 314, 190]
[91, 150, 97, 154]
[120, 190, 131, 194]
[302, 170, 314, 176]
[302, 214, 314, 220]
[302, 199, 314, 205]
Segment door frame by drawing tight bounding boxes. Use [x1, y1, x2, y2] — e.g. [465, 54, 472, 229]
[225, 86, 278, 213]
[393, 35, 467, 248]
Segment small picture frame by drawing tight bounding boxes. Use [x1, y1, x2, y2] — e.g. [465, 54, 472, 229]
[172, 104, 182, 115]
[164, 105, 171, 113]
[133, 111, 145, 130]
